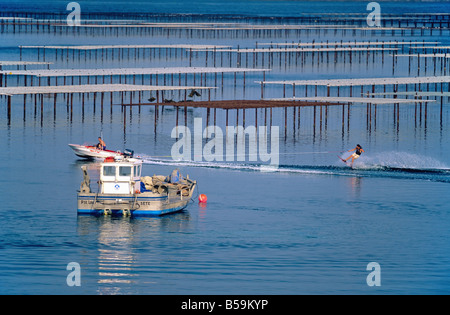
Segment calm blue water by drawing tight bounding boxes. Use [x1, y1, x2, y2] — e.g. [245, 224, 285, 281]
[3, 0, 450, 16]
[1, 1, 450, 295]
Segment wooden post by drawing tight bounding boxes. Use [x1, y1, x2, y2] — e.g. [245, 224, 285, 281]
[23, 94, 26, 120]
[101, 92, 104, 116]
[70, 93, 73, 118]
[270, 107, 273, 126]
[243, 72, 246, 97]
[7, 95, 12, 123]
[53, 93, 57, 118]
[110, 92, 113, 114]
[284, 107, 287, 138]
[82, 93, 86, 113]
[93, 92, 97, 114]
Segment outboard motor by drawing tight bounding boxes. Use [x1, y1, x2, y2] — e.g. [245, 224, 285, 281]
[124, 149, 134, 158]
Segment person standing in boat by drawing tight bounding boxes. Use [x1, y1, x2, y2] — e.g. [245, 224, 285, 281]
[344, 144, 364, 166]
[97, 137, 106, 150]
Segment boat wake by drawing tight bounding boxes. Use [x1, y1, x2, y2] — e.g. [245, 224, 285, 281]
[353, 152, 449, 171]
[139, 152, 450, 183]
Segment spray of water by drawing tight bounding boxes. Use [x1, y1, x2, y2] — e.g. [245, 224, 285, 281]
[352, 152, 450, 171]
[140, 151, 449, 173]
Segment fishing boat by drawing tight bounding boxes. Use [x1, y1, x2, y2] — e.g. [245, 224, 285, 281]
[77, 156, 197, 216]
[68, 144, 131, 160]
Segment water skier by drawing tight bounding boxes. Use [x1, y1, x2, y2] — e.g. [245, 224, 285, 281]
[342, 144, 364, 167]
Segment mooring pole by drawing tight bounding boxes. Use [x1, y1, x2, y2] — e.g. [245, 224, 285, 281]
[7, 95, 12, 123]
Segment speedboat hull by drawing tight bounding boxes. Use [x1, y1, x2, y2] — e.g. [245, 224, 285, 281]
[69, 144, 123, 159]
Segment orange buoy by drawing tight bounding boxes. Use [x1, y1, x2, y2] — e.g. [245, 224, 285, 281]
[198, 194, 207, 203]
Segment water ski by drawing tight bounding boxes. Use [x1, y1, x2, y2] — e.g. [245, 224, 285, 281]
[338, 155, 347, 164]
[338, 155, 356, 169]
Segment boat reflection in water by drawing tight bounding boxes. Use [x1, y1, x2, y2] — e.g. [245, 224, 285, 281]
[76, 212, 192, 294]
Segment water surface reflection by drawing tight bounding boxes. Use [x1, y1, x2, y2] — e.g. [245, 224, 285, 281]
[76, 212, 191, 294]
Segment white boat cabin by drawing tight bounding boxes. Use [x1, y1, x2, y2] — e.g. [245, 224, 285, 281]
[100, 157, 142, 194]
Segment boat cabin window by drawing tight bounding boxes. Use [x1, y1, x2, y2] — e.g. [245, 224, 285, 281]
[119, 166, 132, 177]
[103, 166, 116, 177]
[102, 164, 140, 181]
[134, 165, 141, 178]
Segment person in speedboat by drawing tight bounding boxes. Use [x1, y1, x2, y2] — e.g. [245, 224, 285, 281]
[96, 137, 106, 150]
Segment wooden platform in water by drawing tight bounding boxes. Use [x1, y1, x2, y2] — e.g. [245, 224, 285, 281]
[118, 99, 341, 109]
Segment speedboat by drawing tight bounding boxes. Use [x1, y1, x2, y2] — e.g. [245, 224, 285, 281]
[69, 144, 130, 160]
[77, 156, 196, 216]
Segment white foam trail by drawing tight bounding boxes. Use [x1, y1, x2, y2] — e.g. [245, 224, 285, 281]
[141, 156, 337, 176]
[353, 152, 450, 170]
[139, 152, 450, 179]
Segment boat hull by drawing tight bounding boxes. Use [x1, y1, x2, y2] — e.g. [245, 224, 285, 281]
[77, 189, 195, 217]
[69, 144, 122, 159]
